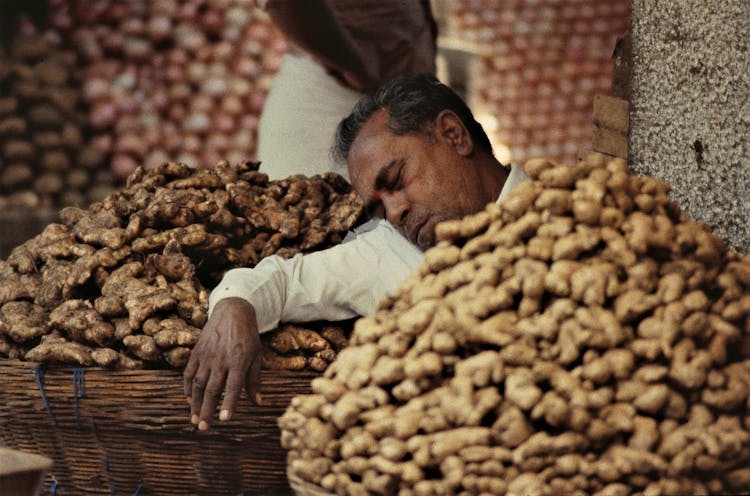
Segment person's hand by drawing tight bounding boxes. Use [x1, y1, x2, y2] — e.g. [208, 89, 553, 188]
[183, 297, 262, 431]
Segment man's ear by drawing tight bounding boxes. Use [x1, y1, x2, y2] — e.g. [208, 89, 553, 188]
[435, 109, 474, 156]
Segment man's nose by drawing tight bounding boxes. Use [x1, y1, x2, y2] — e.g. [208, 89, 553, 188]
[381, 191, 409, 227]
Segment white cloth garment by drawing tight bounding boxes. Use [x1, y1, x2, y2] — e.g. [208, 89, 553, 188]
[209, 164, 530, 332]
[257, 52, 363, 181]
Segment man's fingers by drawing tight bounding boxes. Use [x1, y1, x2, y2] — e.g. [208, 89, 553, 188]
[183, 353, 199, 400]
[198, 370, 227, 431]
[190, 369, 209, 423]
[220, 368, 245, 421]
[245, 355, 263, 405]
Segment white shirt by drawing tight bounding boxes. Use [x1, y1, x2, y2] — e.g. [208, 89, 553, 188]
[257, 53, 361, 181]
[209, 164, 530, 332]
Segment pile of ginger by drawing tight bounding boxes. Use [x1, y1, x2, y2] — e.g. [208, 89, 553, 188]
[280, 154, 750, 496]
[0, 160, 362, 369]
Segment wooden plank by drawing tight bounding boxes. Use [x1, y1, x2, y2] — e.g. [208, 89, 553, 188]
[593, 94, 630, 134]
[592, 126, 629, 159]
[577, 148, 619, 163]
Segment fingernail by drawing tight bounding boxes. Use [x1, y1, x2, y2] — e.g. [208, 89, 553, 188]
[186, 397, 191, 405]
[191, 414, 199, 425]
[254, 393, 263, 405]
[219, 409, 230, 421]
[198, 420, 208, 431]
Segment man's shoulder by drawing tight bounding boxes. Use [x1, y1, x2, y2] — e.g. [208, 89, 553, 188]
[340, 218, 423, 263]
[343, 218, 399, 242]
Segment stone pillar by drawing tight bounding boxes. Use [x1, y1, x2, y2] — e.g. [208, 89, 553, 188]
[629, 0, 749, 252]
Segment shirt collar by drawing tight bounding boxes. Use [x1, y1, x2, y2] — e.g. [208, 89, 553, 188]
[496, 164, 531, 204]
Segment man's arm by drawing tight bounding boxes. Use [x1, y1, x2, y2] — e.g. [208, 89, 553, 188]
[184, 220, 424, 428]
[263, 0, 378, 92]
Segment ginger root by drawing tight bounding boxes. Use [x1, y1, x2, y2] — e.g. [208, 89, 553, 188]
[280, 154, 750, 495]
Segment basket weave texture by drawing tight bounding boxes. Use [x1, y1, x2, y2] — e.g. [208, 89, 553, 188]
[0, 358, 317, 495]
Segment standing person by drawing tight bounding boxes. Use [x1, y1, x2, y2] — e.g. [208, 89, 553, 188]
[255, 0, 438, 180]
[184, 74, 530, 430]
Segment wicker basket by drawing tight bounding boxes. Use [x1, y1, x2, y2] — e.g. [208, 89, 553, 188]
[0, 358, 318, 495]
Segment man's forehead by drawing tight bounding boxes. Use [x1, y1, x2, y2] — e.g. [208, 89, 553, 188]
[352, 110, 391, 146]
[348, 111, 392, 188]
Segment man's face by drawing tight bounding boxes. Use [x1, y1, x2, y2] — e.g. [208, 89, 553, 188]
[347, 110, 485, 250]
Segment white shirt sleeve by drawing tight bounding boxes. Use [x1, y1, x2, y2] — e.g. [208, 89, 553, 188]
[208, 219, 424, 333]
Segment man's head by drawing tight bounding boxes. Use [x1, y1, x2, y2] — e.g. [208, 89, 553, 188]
[333, 73, 507, 249]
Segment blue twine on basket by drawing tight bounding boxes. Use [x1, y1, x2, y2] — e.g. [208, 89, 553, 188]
[104, 455, 114, 495]
[75, 367, 87, 396]
[33, 364, 56, 422]
[132, 483, 144, 496]
[94, 415, 114, 495]
[49, 481, 58, 495]
[72, 367, 87, 428]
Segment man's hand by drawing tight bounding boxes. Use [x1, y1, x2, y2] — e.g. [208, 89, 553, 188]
[183, 297, 262, 431]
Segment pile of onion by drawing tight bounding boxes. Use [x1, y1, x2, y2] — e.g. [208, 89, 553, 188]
[0, 18, 115, 209]
[48, 0, 287, 180]
[445, 0, 630, 165]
